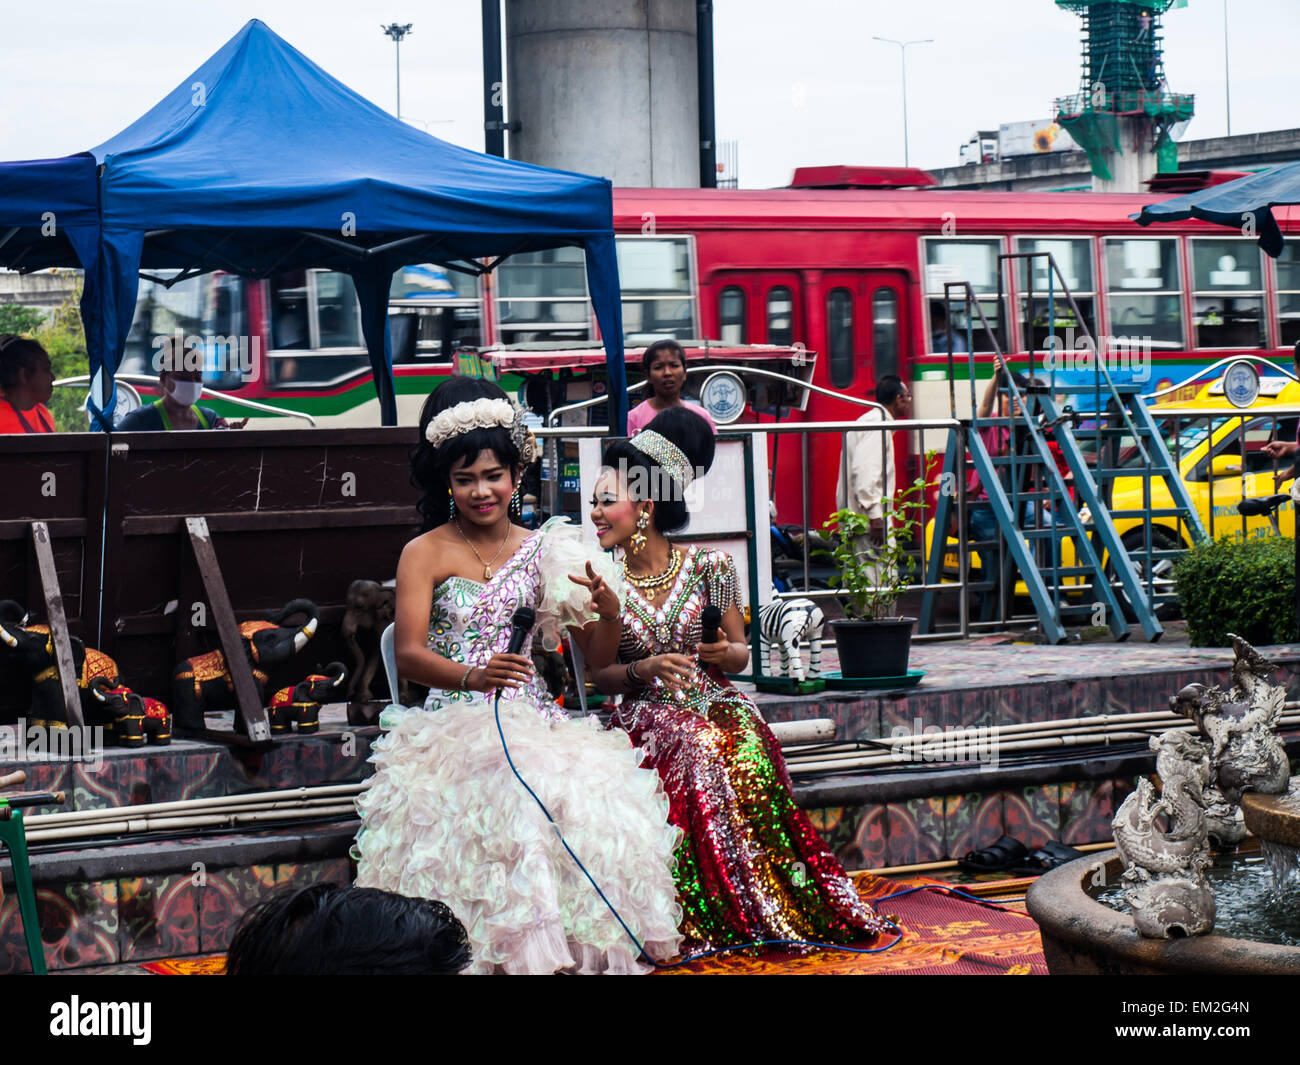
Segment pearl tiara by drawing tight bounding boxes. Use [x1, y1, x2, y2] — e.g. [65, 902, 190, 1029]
[424, 396, 539, 464]
[630, 429, 695, 488]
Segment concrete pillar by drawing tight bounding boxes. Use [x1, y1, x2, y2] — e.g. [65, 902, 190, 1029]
[1092, 116, 1159, 194]
[506, 0, 700, 187]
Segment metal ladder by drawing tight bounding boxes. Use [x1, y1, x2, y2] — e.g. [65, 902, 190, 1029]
[918, 252, 1205, 642]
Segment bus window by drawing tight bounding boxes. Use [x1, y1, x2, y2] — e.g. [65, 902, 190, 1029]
[767, 286, 794, 346]
[922, 238, 1005, 352]
[1014, 237, 1098, 349]
[1278, 245, 1300, 347]
[872, 288, 899, 381]
[495, 247, 592, 344]
[827, 288, 854, 389]
[390, 263, 484, 360]
[315, 272, 364, 348]
[271, 271, 310, 350]
[1191, 238, 1265, 349]
[121, 272, 240, 384]
[719, 286, 746, 343]
[1103, 238, 1183, 349]
[616, 236, 696, 343]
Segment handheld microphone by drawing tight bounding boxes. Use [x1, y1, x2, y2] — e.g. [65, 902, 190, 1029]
[506, 606, 536, 657]
[700, 605, 722, 647]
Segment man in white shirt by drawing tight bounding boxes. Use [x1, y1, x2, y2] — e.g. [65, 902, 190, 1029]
[836, 375, 912, 607]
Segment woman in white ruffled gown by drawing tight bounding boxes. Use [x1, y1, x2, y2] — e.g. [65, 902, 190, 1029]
[352, 379, 681, 975]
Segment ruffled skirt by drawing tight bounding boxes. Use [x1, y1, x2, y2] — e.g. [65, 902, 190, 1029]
[353, 700, 683, 975]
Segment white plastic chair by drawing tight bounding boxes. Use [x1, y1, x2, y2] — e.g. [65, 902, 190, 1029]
[568, 637, 589, 715]
[380, 622, 400, 706]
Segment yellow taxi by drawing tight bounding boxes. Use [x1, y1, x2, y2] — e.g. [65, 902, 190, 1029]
[926, 371, 1300, 596]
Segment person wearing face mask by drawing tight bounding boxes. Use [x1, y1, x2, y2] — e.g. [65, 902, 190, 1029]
[115, 341, 230, 431]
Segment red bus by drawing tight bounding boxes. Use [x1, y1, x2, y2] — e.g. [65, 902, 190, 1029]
[114, 168, 1300, 523]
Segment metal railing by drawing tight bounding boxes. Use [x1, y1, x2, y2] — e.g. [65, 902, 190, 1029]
[535, 417, 1003, 650]
[52, 374, 319, 427]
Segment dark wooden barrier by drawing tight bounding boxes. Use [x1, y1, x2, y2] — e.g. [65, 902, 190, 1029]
[0, 434, 108, 721]
[1, 428, 421, 724]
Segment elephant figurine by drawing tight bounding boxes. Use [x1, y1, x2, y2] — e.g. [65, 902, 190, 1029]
[0, 601, 121, 728]
[341, 579, 396, 703]
[90, 679, 172, 747]
[171, 598, 318, 732]
[266, 662, 347, 735]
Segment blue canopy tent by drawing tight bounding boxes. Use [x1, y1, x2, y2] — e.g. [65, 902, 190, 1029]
[1134, 162, 1300, 258]
[0, 154, 105, 370]
[74, 20, 627, 430]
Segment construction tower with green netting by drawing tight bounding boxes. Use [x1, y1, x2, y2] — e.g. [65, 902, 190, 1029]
[1053, 0, 1195, 188]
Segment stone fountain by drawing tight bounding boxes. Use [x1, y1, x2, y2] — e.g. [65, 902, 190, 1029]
[1028, 635, 1300, 974]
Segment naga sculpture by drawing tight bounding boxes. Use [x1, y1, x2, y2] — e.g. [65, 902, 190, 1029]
[1112, 731, 1215, 939]
[1169, 635, 1290, 806]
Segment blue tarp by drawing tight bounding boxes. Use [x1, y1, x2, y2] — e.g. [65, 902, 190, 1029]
[4, 20, 628, 430]
[0, 153, 106, 379]
[1134, 162, 1300, 259]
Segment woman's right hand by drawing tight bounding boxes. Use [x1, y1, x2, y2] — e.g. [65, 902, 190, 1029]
[475, 653, 535, 691]
[640, 653, 696, 691]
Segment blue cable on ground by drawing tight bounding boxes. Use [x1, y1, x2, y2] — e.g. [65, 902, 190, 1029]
[493, 691, 910, 968]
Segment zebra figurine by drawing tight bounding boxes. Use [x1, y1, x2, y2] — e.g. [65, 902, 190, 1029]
[758, 597, 825, 682]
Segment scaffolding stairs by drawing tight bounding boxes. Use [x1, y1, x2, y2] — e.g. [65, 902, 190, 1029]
[917, 252, 1206, 642]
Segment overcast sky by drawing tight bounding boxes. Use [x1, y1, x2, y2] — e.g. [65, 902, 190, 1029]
[2, 0, 1296, 188]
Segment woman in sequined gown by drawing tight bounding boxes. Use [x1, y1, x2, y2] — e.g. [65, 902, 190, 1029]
[352, 379, 682, 975]
[591, 408, 889, 952]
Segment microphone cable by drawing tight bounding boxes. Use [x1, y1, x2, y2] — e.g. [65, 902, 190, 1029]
[492, 688, 929, 969]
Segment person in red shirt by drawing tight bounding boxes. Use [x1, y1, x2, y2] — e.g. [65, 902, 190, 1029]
[0, 334, 55, 434]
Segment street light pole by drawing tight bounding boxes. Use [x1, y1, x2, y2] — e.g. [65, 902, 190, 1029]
[381, 22, 414, 117]
[872, 36, 933, 167]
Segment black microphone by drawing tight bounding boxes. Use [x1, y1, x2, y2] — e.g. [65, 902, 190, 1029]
[506, 606, 536, 656]
[700, 605, 722, 647]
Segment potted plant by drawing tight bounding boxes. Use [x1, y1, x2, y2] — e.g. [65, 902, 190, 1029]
[823, 478, 929, 678]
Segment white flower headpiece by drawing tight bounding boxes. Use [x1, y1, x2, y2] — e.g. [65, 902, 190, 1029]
[424, 396, 539, 464]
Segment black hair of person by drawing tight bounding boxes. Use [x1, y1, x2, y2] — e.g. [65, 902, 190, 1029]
[411, 377, 523, 532]
[601, 406, 717, 535]
[640, 338, 687, 376]
[875, 374, 906, 407]
[0, 335, 47, 391]
[225, 883, 472, 975]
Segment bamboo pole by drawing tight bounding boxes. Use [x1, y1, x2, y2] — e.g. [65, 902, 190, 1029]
[23, 804, 358, 844]
[22, 783, 367, 829]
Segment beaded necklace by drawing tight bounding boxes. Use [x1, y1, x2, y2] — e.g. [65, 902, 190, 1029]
[620, 546, 683, 594]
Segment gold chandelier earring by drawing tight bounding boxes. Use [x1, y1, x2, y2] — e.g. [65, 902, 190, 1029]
[630, 510, 650, 554]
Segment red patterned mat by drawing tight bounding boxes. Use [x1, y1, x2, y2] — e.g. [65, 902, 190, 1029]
[136, 875, 1046, 976]
[140, 956, 225, 975]
[657, 874, 1047, 975]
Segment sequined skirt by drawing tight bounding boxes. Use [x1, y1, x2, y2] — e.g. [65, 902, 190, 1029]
[614, 683, 890, 952]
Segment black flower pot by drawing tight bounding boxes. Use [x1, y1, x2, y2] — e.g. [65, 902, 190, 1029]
[831, 617, 915, 678]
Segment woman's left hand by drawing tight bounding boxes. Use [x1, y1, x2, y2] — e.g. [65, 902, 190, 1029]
[570, 561, 620, 621]
[696, 636, 732, 664]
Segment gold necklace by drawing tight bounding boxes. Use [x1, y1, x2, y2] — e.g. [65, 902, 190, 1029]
[454, 515, 511, 580]
[621, 547, 682, 592]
